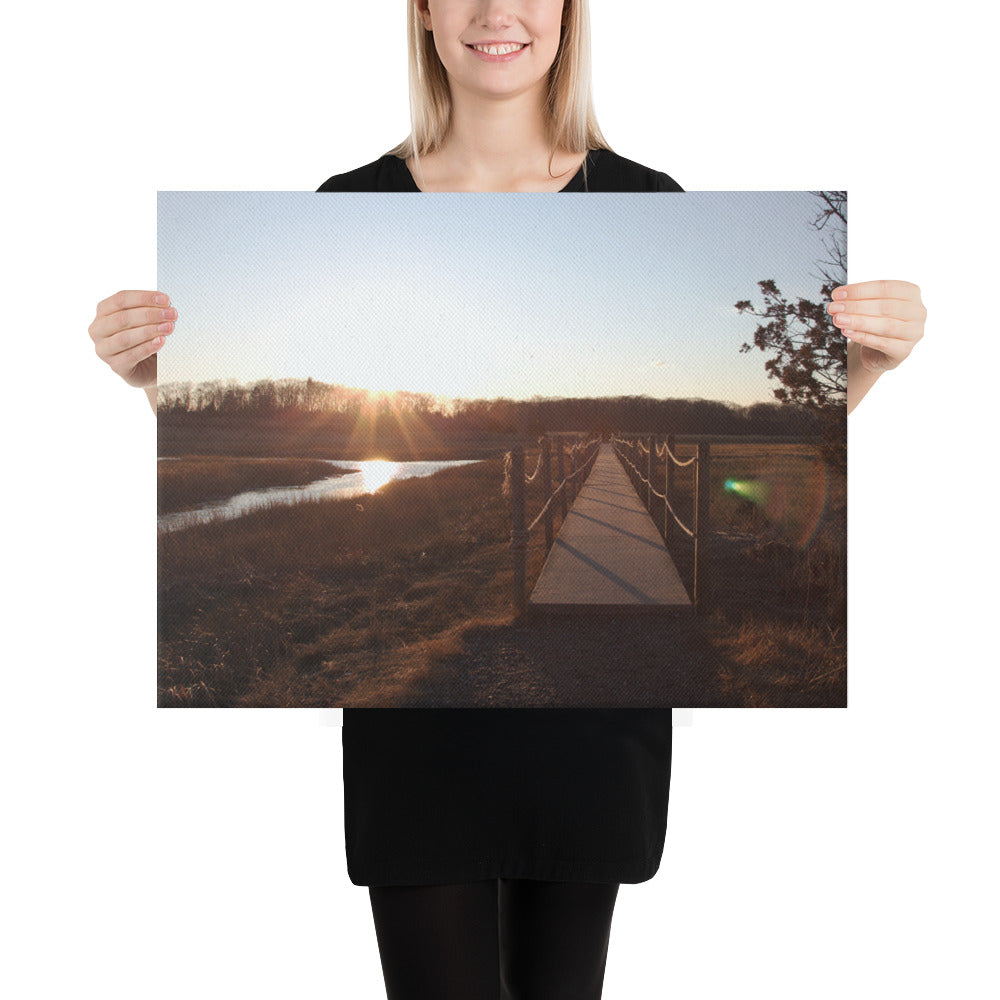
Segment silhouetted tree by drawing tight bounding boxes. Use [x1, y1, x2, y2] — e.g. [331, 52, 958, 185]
[810, 190, 847, 289]
[736, 191, 847, 470]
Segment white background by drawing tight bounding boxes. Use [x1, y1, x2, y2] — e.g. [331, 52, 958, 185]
[4, 2, 997, 997]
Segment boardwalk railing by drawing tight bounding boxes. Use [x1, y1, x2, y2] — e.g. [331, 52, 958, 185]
[613, 434, 707, 611]
[613, 433, 823, 613]
[505, 435, 601, 613]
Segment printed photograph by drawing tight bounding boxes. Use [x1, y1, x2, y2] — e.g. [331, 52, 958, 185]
[158, 191, 847, 708]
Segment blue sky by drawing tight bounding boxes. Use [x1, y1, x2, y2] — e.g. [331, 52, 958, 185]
[158, 191, 837, 406]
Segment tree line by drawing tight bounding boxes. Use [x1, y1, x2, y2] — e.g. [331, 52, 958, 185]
[157, 377, 823, 438]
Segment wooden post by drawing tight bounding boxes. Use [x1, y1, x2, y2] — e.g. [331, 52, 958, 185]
[556, 440, 567, 520]
[693, 441, 711, 614]
[568, 447, 578, 504]
[664, 433, 675, 548]
[646, 435, 654, 511]
[510, 445, 527, 614]
[541, 436, 554, 551]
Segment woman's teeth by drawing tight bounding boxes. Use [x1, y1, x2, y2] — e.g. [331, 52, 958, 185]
[471, 43, 527, 55]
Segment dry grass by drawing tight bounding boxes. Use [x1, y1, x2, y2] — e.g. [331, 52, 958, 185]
[708, 616, 845, 706]
[646, 442, 846, 706]
[158, 441, 845, 708]
[158, 458, 514, 706]
[158, 456, 349, 514]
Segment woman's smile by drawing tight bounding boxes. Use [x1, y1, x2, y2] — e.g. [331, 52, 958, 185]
[466, 40, 530, 61]
[420, 0, 566, 99]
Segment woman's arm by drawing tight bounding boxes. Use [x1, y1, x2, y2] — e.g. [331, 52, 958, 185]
[829, 280, 926, 414]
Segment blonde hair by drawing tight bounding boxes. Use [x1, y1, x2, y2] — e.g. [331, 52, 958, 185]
[387, 0, 611, 168]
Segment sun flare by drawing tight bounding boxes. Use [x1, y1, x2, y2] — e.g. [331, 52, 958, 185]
[358, 460, 400, 493]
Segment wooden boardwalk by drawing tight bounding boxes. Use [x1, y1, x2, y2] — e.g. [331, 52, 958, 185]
[529, 444, 691, 613]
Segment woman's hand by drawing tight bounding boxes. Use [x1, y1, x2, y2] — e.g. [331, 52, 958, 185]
[89, 290, 176, 389]
[827, 280, 925, 373]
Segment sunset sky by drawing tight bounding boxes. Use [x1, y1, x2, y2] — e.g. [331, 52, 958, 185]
[158, 191, 839, 406]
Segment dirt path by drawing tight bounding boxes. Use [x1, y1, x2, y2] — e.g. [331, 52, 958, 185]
[375, 612, 738, 707]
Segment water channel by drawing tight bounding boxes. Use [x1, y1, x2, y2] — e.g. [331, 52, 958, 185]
[157, 458, 480, 533]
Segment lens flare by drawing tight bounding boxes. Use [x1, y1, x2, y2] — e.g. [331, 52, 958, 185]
[724, 478, 771, 505]
[718, 449, 833, 550]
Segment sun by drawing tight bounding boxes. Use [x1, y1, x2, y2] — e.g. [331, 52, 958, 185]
[359, 460, 400, 493]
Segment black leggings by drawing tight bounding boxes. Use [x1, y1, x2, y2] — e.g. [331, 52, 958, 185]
[369, 879, 620, 1000]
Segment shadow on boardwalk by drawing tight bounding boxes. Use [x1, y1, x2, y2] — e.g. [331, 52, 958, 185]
[392, 613, 739, 707]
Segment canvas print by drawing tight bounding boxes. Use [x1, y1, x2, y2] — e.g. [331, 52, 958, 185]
[157, 191, 847, 709]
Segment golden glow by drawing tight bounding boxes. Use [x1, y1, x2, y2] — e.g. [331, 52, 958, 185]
[358, 460, 399, 493]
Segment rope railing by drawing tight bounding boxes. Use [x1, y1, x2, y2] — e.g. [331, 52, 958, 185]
[527, 482, 565, 535]
[523, 447, 545, 483]
[509, 430, 820, 616]
[507, 434, 602, 613]
[655, 440, 695, 466]
[613, 437, 695, 538]
[658, 491, 694, 537]
[504, 438, 599, 504]
[612, 433, 712, 610]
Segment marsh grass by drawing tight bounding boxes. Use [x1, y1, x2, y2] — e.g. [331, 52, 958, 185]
[158, 458, 512, 705]
[158, 442, 845, 708]
[648, 443, 846, 705]
[158, 456, 349, 514]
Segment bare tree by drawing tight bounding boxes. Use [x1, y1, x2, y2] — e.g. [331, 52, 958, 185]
[735, 192, 847, 469]
[809, 190, 847, 289]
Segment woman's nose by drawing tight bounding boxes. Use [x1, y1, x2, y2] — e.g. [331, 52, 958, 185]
[476, 1, 515, 30]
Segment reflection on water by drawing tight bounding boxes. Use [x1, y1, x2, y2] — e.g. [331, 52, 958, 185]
[158, 458, 478, 534]
[358, 459, 399, 493]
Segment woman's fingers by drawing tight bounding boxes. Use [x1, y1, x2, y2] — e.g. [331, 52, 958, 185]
[827, 296, 926, 322]
[107, 335, 165, 382]
[830, 312, 906, 338]
[831, 279, 921, 303]
[832, 313, 915, 365]
[90, 304, 177, 345]
[89, 290, 176, 387]
[95, 319, 174, 361]
[93, 289, 170, 319]
[834, 326, 898, 354]
[827, 279, 925, 371]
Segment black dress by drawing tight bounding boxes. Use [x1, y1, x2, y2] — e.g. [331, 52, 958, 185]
[318, 149, 683, 887]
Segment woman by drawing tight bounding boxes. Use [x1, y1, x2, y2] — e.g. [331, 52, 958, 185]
[89, 2, 925, 997]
